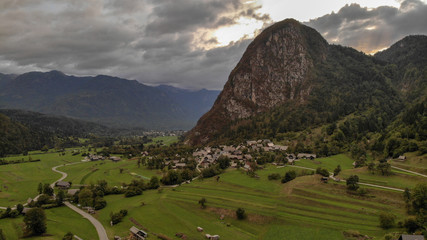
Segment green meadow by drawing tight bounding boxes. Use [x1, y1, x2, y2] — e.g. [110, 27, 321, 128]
[146, 135, 179, 146]
[0, 150, 84, 206]
[61, 158, 163, 186]
[0, 206, 98, 239]
[1, 151, 425, 239]
[94, 166, 409, 240]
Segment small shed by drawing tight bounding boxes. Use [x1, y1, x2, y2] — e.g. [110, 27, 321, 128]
[110, 156, 121, 162]
[398, 235, 425, 240]
[130, 226, 147, 240]
[398, 155, 407, 161]
[67, 189, 79, 196]
[21, 207, 31, 215]
[56, 181, 71, 189]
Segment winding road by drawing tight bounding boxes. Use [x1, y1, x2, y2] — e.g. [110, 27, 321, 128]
[0, 161, 109, 240]
[64, 201, 109, 240]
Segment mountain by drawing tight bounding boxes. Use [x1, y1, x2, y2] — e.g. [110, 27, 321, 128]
[185, 19, 426, 157]
[0, 71, 219, 130]
[0, 109, 111, 137]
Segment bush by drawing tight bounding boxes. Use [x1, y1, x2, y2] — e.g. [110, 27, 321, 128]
[281, 171, 297, 183]
[236, 208, 246, 220]
[379, 212, 396, 229]
[110, 209, 128, 225]
[346, 175, 359, 191]
[268, 173, 281, 180]
[316, 167, 329, 177]
[62, 232, 74, 240]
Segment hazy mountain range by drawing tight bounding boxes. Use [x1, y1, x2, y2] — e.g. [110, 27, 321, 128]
[0, 71, 220, 130]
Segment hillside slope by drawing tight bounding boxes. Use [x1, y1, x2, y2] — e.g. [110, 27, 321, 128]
[185, 19, 404, 145]
[186, 19, 425, 155]
[0, 71, 219, 130]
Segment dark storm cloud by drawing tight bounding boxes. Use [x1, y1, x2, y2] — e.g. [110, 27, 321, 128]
[0, 0, 267, 89]
[306, 0, 427, 53]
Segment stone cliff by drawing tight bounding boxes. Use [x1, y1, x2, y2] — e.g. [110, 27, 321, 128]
[186, 19, 328, 145]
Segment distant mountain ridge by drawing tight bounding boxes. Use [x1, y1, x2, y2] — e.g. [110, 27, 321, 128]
[0, 71, 220, 130]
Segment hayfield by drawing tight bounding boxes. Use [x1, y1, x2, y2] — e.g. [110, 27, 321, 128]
[95, 166, 407, 239]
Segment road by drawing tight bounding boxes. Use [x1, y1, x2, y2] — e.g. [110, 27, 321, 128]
[65, 202, 109, 240]
[0, 161, 109, 240]
[391, 166, 427, 178]
[282, 165, 406, 192]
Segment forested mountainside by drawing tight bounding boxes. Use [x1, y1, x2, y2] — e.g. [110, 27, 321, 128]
[0, 71, 219, 130]
[0, 109, 116, 157]
[186, 19, 426, 158]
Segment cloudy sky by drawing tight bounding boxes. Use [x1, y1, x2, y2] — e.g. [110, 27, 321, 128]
[0, 0, 426, 90]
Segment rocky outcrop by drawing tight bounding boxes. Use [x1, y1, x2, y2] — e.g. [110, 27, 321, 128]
[186, 19, 328, 145]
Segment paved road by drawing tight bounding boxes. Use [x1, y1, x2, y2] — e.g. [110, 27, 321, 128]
[65, 202, 109, 240]
[391, 166, 427, 178]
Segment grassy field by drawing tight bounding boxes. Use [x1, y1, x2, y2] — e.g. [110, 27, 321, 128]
[0, 206, 98, 239]
[0, 149, 85, 206]
[293, 154, 354, 172]
[61, 158, 163, 186]
[146, 135, 179, 146]
[95, 165, 409, 240]
[390, 152, 427, 174]
[1, 152, 424, 239]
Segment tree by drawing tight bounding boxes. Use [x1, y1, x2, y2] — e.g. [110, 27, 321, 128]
[411, 183, 427, 213]
[367, 162, 376, 174]
[37, 183, 43, 194]
[43, 183, 54, 196]
[281, 170, 297, 183]
[23, 208, 46, 236]
[379, 212, 396, 229]
[333, 165, 341, 176]
[217, 155, 231, 169]
[403, 217, 421, 233]
[16, 204, 24, 214]
[56, 190, 65, 206]
[376, 162, 391, 176]
[346, 175, 359, 191]
[316, 167, 329, 177]
[198, 198, 207, 209]
[149, 176, 160, 189]
[236, 208, 246, 220]
[78, 188, 93, 207]
[0, 229, 5, 240]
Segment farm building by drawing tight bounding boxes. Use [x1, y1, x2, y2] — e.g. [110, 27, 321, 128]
[110, 156, 121, 162]
[130, 226, 147, 240]
[55, 181, 71, 189]
[67, 189, 79, 195]
[297, 153, 317, 159]
[398, 235, 425, 240]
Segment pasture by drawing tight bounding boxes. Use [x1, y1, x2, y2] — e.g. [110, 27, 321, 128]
[0, 206, 98, 240]
[95, 166, 407, 239]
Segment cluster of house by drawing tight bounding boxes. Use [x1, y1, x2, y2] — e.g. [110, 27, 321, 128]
[84, 154, 122, 162]
[191, 139, 316, 171]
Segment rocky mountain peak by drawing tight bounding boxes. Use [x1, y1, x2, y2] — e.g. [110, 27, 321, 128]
[186, 19, 328, 145]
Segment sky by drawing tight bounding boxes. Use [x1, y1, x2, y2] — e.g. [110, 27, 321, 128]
[0, 0, 426, 90]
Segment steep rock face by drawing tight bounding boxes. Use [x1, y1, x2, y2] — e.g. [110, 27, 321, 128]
[186, 19, 328, 145]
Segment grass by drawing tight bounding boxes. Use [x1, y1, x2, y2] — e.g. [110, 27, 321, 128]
[0, 149, 84, 206]
[1, 153, 423, 239]
[293, 154, 354, 171]
[0, 206, 98, 240]
[146, 136, 179, 146]
[61, 158, 163, 186]
[390, 152, 427, 174]
[94, 163, 409, 239]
